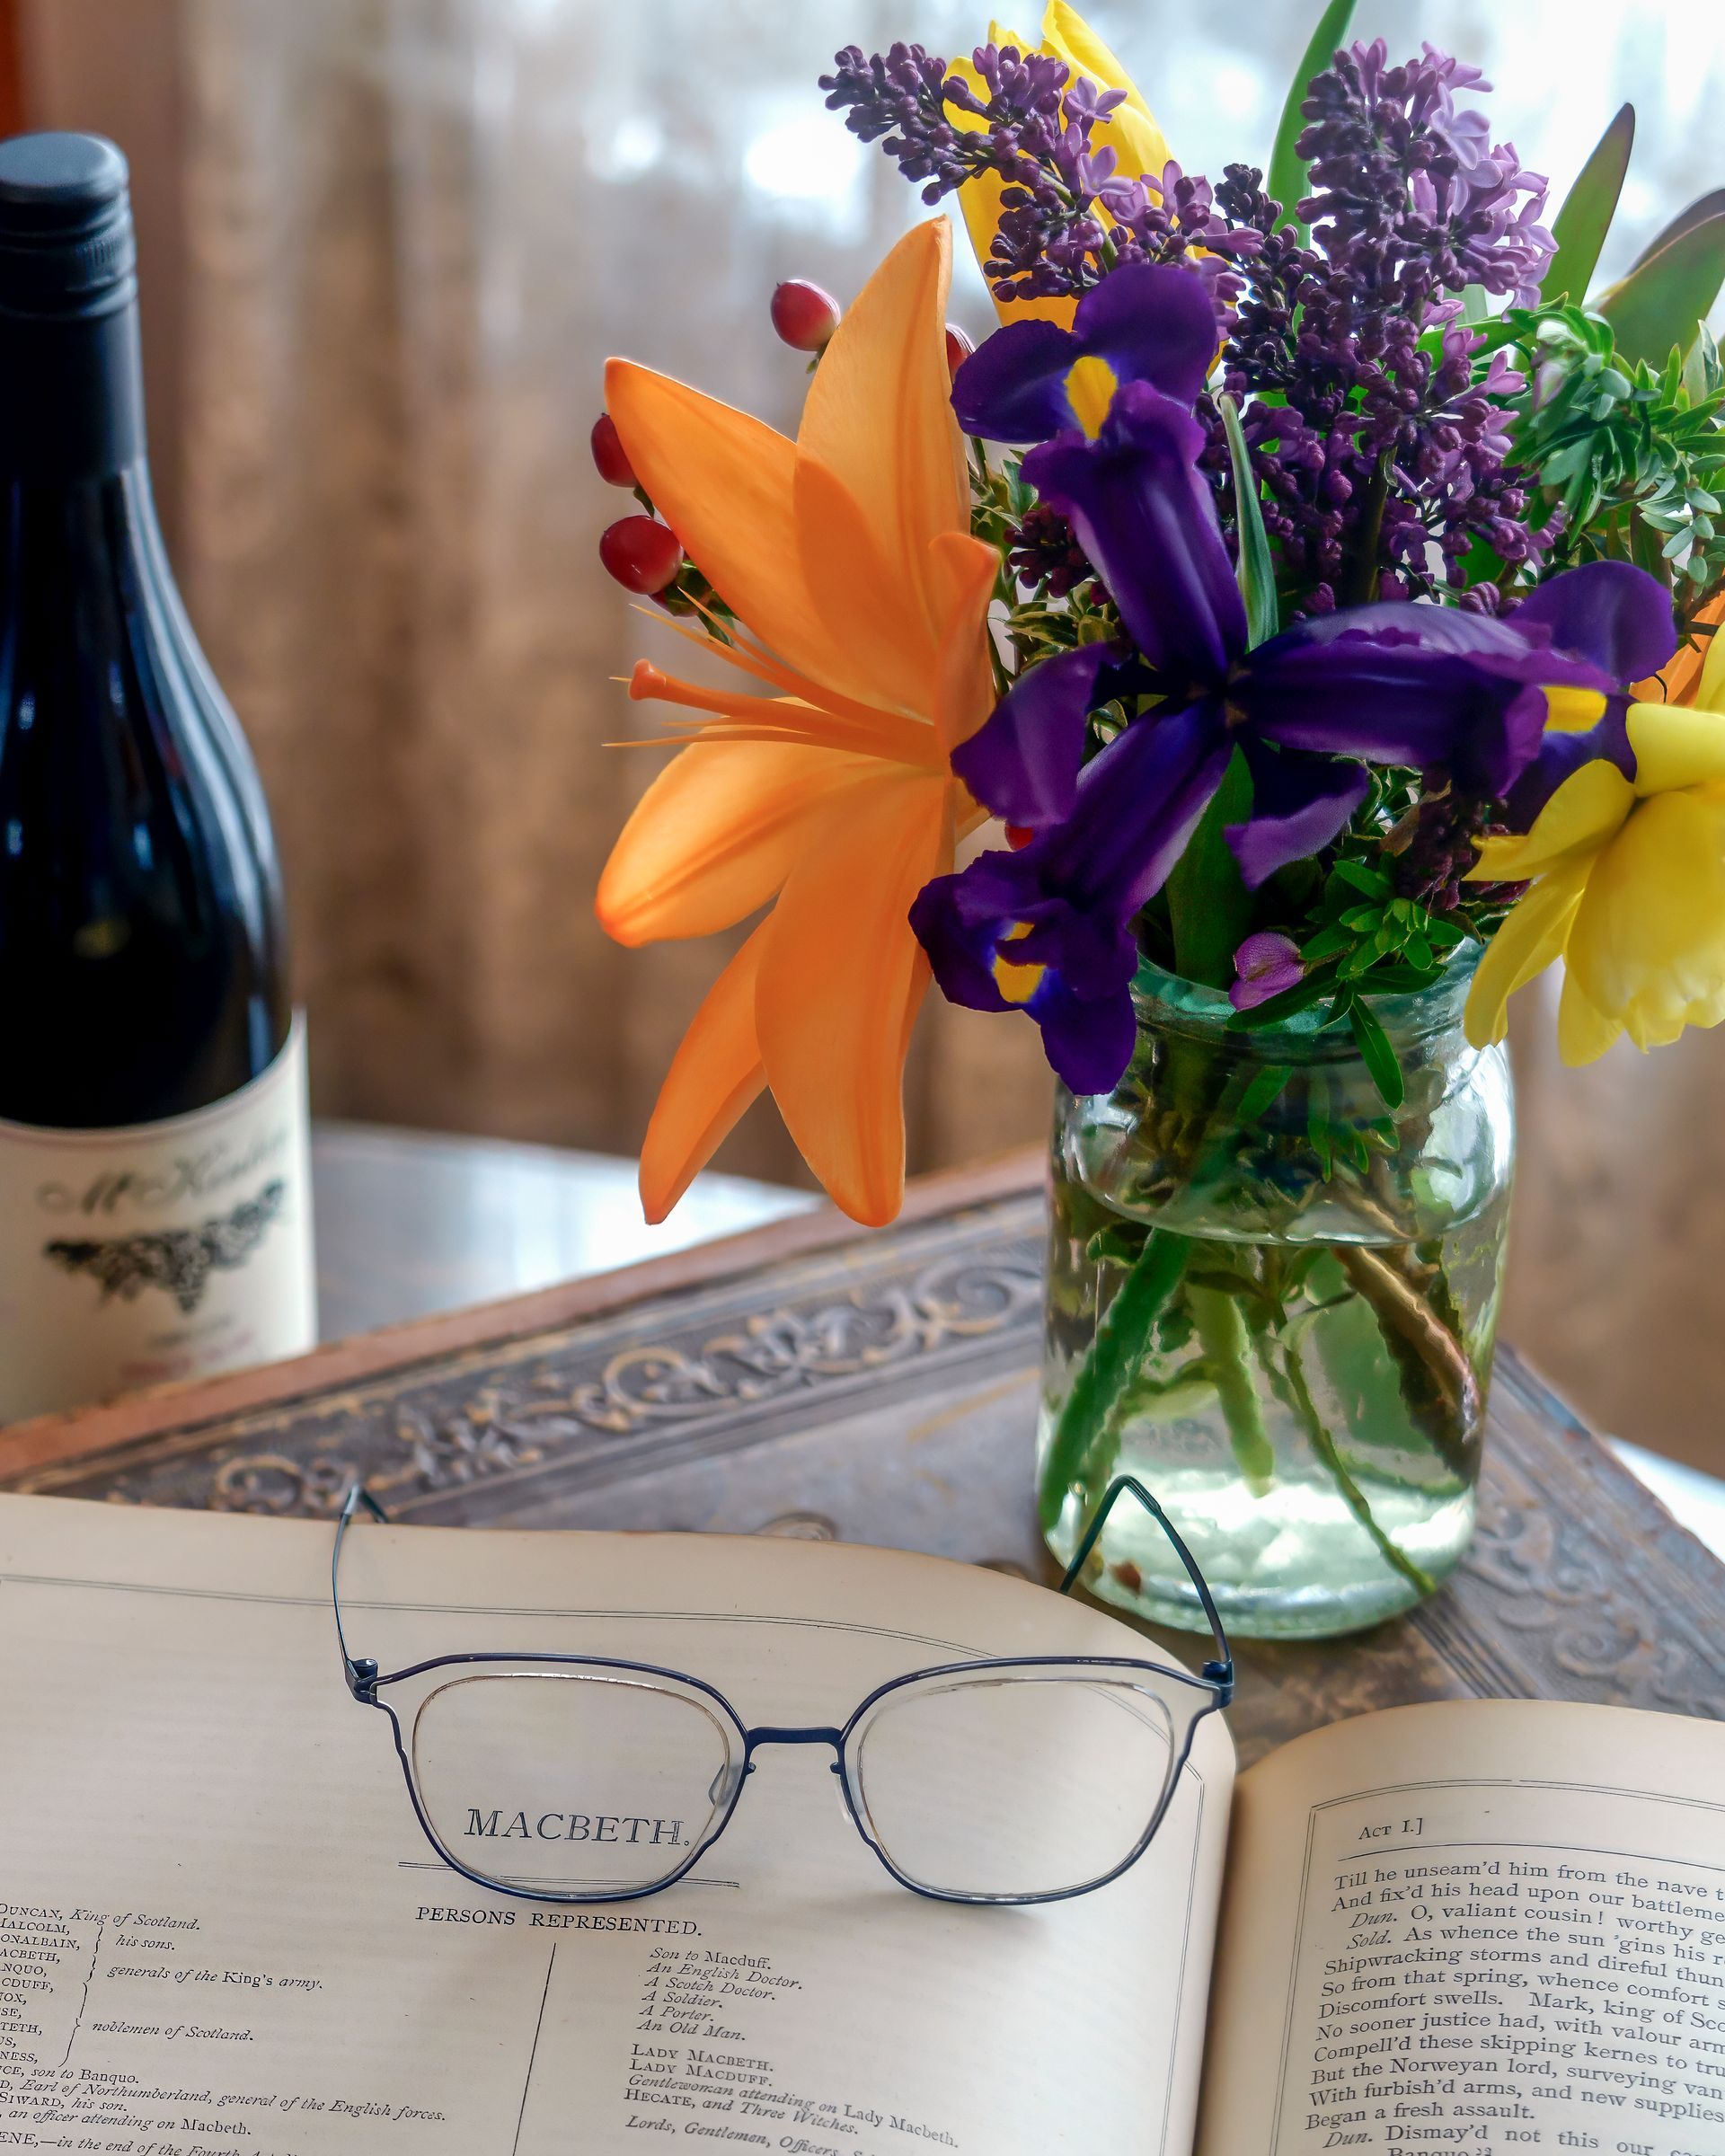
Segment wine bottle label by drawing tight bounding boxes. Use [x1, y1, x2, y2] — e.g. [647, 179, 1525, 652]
[0, 1017, 315, 1425]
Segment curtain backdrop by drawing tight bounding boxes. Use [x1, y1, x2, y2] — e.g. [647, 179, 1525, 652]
[22, 0, 1725, 1466]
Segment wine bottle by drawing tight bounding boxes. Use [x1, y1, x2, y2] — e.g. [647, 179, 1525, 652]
[0, 131, 314, 1422]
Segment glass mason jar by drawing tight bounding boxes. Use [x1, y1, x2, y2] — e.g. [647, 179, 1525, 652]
[1039, 954, 1513, 1640]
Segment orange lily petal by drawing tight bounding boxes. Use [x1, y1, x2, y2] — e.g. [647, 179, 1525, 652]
[640, 927, 769, 1224]
[604, 359, 881, 713]
[597, 736, 877, 945]
[793, 453, 941, 720]
[928, 531, 1001, 754]
[755, 771, 955, 1225]
[648, 599, 928, 747]
[1638, 588, 1725, 706]
[797, 221, 969, 649]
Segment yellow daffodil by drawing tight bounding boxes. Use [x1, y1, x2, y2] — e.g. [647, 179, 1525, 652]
[951, 2, 1172, 326]
[597, 221, 997, 1227]
[1464, 632, 1725, 1062]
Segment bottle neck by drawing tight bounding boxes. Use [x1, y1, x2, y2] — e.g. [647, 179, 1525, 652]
[0, 290, 146, 482]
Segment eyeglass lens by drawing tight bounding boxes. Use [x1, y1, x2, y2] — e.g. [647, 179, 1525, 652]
[411, 1668, 739, 1897]
[849, 1670, 1178, 1899]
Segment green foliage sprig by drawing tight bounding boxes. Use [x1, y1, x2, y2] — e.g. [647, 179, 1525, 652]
[1486, 304, 1725, 630]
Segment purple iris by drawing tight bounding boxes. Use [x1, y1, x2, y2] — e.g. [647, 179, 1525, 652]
[912, 267, 1676, 1095]
[950, 261, 1222, 446]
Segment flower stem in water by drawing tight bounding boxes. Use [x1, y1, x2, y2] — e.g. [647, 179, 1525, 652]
[1039, 1226, 1191, 1532]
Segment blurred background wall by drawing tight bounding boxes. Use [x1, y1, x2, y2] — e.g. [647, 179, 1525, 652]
[17, 0, 1725, 1467]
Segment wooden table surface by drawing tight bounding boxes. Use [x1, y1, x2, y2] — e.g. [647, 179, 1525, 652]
[310, 1120, 816, 1339]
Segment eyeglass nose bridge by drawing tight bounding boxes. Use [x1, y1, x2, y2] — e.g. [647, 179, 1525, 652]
[741, 1724, 844, 1761]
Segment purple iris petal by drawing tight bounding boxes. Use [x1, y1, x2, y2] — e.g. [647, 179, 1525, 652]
[1037, 701, 1233, 915]
[1037, 973, 1143, 1092]
[951, 319, 1088, 443]
[1025, 380, 1247, 682]
[1509, 557, 1676, 684]
[1064, 261, 1219, 405]
[912, 705, 1231, 1092]
[951, 261, 1221, 445]
[1237, 602, 1613, 798]
[1230, 932, 1303, 1012]
[951, 642, 1137, 827]
[907, 865, 1139, 1091]
[1225, 746, 1372, 889]
[1502, 698, 1633, 831]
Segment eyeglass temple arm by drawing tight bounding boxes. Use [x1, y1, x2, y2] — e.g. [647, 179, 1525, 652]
[1057, 1475, 1234, 1696]
[332, 1482, 392, 1695]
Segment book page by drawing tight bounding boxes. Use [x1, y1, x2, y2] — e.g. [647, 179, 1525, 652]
[1198, 1699, 1725, 2156]
[0, 1492, 1233, 2156]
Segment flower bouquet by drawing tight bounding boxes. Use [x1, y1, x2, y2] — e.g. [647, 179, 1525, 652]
[590, 2, 1725, 1636]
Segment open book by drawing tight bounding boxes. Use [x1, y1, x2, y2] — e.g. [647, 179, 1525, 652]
[0, 1494, 1721, 2155]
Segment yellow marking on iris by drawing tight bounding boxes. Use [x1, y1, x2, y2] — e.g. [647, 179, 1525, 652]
[1544, 685, 1608, 734]
[1064, 354, 1119, 439]
[993, 922, 1046, 1005]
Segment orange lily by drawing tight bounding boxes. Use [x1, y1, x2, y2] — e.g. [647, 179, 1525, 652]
[1633, 588, 1725, 706]
[597, 220, 998, 1228]
[951, 2, 1173, 327]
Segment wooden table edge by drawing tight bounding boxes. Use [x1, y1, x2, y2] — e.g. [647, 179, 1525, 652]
[0, 1147, 1049, 1480]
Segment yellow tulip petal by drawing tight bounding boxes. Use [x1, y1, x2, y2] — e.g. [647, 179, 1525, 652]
[1566, 789, 1725, 1033]
[1042, 3, 1152, 119]
[1463, 858, 1590, 1047]
[1555, 968, 1622, 1065]
[927, 530, 1001, 755]
[639, 927, 769, 1224]
[1626, 699, 1725, 795]
[1041, 1, 1171, 183]
[597, 737, 876, 945]
[797, 221, 969, 652]
[755, 772, 954, 1225]
[605, 360, 882, 715]
[948, 50, 1077, 328]
[1695, 597, 1725, 711]
[1465, 757, 1633, 883]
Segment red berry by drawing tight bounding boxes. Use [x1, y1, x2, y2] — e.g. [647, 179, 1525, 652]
[590, 412, 636, 488]
[599, 517, 683, 595]
[1005, 824, 1034, 851]
[771, 279, 841, 352]
[944, 324, 975, 379]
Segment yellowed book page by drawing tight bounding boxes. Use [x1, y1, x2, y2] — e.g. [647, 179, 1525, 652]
[0, 1492, 1234, 2156]
[1197, 1698, 1725, 2156]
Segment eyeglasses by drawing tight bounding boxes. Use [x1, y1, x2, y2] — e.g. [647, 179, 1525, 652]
[331, 1477, 1233, 1909]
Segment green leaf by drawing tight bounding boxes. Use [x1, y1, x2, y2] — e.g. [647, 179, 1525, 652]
[1597, 214, 1725, 369]
[1235, 1063, 1294, 1125]
[1217, 393, 1278, 647]
[1538, 448, 1597, 496]
[1348, 996, 1405, 1109]
[1540, 102, 1634, 305]
[1628, 187, 1725, 275]
[1166, 747, 1253, 990]
[1265, 0, 1356, 238]
[1227, 970, 1336, 1030]
[1331, 857, 1391, 898]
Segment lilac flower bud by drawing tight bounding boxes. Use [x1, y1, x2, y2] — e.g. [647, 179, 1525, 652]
[1230, 932, 1305, 1012]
